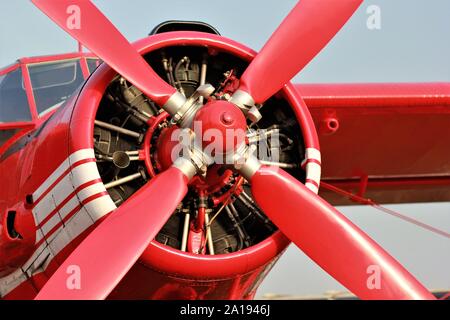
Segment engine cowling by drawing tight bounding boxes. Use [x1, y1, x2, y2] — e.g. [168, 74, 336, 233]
[66, 31, 319, 299]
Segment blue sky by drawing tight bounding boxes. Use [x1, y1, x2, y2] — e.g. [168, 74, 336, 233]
[1, 0, 449, 296]
[1, 0, 450, 82]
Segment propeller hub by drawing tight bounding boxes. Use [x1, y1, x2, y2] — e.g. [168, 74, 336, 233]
[220, 112, 234, 125]
[193, 100, 247, 154]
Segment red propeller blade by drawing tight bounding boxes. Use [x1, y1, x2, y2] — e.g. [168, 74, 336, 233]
[35, 167, 189, 300]
[31, 0, 176, 106]
[238, 0, 362, 104]
[250, 166, 435, 300]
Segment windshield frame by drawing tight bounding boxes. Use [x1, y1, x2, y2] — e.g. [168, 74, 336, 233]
[26, 58, 86, 117]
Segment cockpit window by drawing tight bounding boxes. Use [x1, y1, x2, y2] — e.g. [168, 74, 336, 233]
[28, 60, 85, 117]
[0, 69, 32, 123]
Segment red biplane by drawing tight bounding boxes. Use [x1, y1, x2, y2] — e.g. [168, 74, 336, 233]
[0, 0, 448, 300]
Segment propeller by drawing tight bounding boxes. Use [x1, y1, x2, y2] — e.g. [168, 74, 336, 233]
[246, 165, 435, 300]
[32, 0, 435, 300]
[31, 0, 177, 107]
[35, 167, 189, 299]
[234, 0, 363, 105]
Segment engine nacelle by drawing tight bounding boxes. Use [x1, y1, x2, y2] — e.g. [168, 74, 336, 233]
[0, 31, 319, 299]
[68, 31, 319, 299]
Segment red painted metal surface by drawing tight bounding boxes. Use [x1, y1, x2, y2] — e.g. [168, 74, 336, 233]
[107, 260, 267, 300]
[0, 63, 20, 76]
[16, 52, 96, 66]
[65, 28, 434, 297]
[0, 150, 36, 277]
[239, 0, 362, 104]
[297, 83, 450, 204]
[250, 165, 435, 300]
[0, 124, 35, 156]
[32, 0, 177, 107]
[62, 31, 306, 300]
[299, 82, 450, 108]
[132, 31, 321, 151]
[20, 64, 38, 120]
[320, 177, 450, 206]
[0, 15, 446, 300]
[0, 31, 303, 299]
[36, 167, 189, 300]
[194, 100, 247, 153]
[79, 57, 90, 79]
[0, 88, 76, 281]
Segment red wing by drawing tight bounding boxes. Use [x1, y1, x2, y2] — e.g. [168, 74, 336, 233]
[297, 82, 450, 205]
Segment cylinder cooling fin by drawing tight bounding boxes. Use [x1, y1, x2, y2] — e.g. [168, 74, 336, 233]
[93, 45, 306, 256]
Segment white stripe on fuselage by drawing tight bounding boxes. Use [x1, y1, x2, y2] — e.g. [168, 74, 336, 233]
[32, 149, 95, 201]
[0, 149, 116, 298]
[33, 162, 103, 243]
